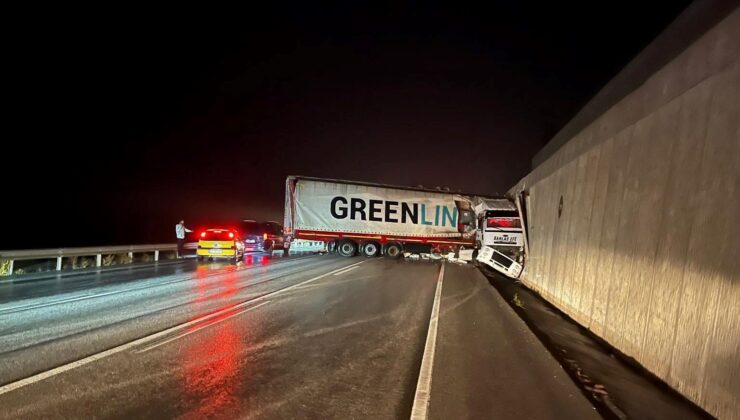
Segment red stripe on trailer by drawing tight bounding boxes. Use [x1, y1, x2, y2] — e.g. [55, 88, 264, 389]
[294, 229, 474, 246]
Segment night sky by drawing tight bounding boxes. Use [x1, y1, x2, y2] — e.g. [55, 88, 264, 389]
[5, 2, 691, 249]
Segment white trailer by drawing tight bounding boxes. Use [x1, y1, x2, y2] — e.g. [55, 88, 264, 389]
[284, 176, 479, 258]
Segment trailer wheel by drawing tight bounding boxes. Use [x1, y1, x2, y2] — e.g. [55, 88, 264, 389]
[361, 241, 381, 258]
[384, 242, 403, 259]
[337, 240, 358, 257]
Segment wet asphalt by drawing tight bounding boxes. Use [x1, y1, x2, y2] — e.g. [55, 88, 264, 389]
[0, 254, 598, 419]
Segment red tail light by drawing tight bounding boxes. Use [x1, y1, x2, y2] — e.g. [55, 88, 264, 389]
[228, 232, 234, 239]
[200, 231, 207, 238]
[263, 233, 268, 240]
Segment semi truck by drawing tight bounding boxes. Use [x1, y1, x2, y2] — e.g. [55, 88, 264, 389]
[284, 176, 525, 279]
[284, 176, 480, 258]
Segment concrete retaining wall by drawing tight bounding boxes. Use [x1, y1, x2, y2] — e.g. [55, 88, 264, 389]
[510, 7, 739, 419]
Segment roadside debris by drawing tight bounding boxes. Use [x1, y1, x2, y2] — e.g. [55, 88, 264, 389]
[458, 249, 474, 262]
[512, 293, 525, 308]
[402, 251, 471, 264]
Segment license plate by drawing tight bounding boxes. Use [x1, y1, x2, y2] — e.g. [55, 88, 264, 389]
[209, 249, 223, 255]
[492, 234, 520, 245]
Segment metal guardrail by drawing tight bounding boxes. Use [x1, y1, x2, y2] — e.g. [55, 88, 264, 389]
[0, 241, 327, 276]
[0, 243, 193, 276]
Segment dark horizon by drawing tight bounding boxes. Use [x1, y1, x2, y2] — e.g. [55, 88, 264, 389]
[4, 2, 692, 249]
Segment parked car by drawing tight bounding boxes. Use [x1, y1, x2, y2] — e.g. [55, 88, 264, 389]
[240, 220, 289, 253]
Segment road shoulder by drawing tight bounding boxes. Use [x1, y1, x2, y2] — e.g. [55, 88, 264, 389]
[428, 263, 599, 419]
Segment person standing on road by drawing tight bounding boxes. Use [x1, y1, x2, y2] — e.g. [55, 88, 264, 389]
[176, 220, 192, 258]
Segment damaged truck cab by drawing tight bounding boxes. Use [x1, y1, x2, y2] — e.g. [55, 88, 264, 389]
[473, 198, 525, 278]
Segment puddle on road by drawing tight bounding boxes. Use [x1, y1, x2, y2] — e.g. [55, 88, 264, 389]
[479, 266, 712, 420]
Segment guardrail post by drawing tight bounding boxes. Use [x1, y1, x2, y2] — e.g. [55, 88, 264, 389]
[8, 260, 13, 276]
[96, 254, 102, 267]
[128, 252, 133, 262]
[56, 257, 62, 271]
[154, 250, 159, 262]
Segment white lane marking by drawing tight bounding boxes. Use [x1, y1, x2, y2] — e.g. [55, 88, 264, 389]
[135, 301, 271, 353]
[0, 260, 365, 396]
[410, 262, 445, 420]
[332, 265, 359, 276]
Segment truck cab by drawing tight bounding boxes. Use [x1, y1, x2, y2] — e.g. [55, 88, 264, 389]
[474, 199, 523, 252]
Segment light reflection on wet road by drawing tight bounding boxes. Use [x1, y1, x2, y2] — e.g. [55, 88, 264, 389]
[0, 255, 599, 419]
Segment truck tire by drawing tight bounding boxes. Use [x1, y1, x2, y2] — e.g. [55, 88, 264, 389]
[384, 242, 403, 259]
[337, 240, 357, 257]
[361, 241, 380, 258]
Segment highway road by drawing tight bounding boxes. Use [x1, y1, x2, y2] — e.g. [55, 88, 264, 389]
[0, 254, 598, 419]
